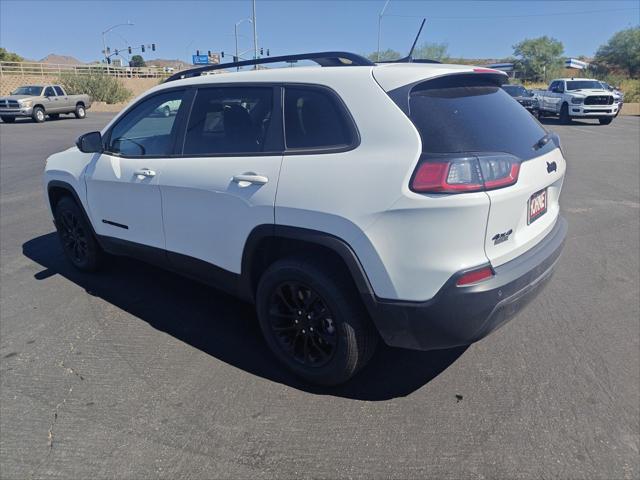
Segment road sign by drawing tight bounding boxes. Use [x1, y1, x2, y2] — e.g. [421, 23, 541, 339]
[192, 54, 209, 65]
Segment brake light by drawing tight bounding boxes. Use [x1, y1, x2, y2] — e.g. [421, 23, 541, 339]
[411, 154, 520, 193]
[456, 266, 494, 286]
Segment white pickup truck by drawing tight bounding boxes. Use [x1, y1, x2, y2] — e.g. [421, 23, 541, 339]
[535, 78, 619, 125]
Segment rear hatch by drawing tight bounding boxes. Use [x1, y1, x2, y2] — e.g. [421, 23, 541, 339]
[380, 70, 566, 267]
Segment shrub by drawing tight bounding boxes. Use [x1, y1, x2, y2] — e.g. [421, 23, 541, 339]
[57, 73, 132, 104]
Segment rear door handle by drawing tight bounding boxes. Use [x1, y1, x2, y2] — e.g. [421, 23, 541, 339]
[134, 168, 156, 178]
[232, 173, 268, 185]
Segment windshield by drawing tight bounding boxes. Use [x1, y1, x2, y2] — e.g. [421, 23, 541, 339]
[11, 86, 43, 96]
[566, 81, 603, 91]
[502, 85, 528, 97]
[409, 77, 554, 160]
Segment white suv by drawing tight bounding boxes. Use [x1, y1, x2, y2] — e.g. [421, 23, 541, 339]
[44, 52, 567, 385]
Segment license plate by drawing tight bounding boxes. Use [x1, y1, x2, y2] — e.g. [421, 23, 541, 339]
[528, 188, 547, 224]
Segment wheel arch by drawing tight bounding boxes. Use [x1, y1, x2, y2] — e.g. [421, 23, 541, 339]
[47, 180, 98, 238]
[241, 225, 376, 309]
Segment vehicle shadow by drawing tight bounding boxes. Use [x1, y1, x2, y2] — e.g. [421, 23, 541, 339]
[22, 233, 466, 401]
[539, 117, 604, 127]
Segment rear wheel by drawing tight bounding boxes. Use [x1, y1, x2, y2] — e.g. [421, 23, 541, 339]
[74, 104, 86, 119]
[256, 257, 378, 386]
[54, 197, 102, 272]
[1, 116, 15, 123]
[32, 107, 45, 123]
[598, 117, 613, 125]
[559, 103, 571, 124]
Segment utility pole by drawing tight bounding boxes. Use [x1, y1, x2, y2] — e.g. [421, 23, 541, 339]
[235, 18, 253, 71]
[252, 0, 258, 69]
[377, 0, 391, 62]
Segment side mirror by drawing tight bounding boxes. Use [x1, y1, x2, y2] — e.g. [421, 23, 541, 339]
[76, 131, 103, 153]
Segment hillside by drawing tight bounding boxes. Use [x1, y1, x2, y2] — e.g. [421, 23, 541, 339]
[39, 54, 83, 65]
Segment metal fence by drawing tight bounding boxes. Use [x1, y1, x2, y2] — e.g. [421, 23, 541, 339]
[0, 61, 171, 78]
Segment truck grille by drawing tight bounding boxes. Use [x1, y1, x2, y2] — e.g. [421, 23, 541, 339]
[0, 100, 20, 109]
[584, 96, 614, 105]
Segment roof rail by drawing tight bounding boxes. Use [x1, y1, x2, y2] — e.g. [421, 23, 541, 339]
[164, 51, 375, 83]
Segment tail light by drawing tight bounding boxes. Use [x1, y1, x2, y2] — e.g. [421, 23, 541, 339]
[411, 154, 520, 193]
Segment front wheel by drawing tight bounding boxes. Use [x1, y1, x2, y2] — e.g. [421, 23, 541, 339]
[256, 257, 378, 386]
[54, 197, 102, 272]
[32, 107, 45, 123]
[74, 104, 86, 119]
[559, 103, 571, 124]
[599, 117, 613, 125]
[0, 116, 15, 123]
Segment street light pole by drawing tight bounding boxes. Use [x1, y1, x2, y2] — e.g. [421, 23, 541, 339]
[235, 18, 253, 71]
[252, 0, 258, 69]
[101, 21, 134, 64]
[377, 0, 391, 62]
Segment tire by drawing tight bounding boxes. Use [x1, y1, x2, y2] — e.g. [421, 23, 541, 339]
[1, 116, 15, 123]
[599, 117, 613, 125]
[54, 196, 102, 272]
[49, 113, 60, 120]
[74, 103, 86, 119]
[559, 103, 571, 124]
[256, 257, 378, 386]
[32, 106, 45, 123]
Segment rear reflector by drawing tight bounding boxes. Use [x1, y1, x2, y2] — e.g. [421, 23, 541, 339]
[456, 266, 494, 286]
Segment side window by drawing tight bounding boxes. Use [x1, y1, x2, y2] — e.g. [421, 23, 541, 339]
[107, 90, 185, 157]
[44, 87, 55, 97]
[549, 81, 557, 92]
[183, 87, 274, 155]
[54, 86, 65, 96]
[557, 82, 565, 93]
[284, 87, 355, 150]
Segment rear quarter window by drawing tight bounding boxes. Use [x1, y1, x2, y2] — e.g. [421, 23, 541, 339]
[408, 75, 554, 160]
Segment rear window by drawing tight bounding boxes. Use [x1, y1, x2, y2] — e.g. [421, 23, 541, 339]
[408, 76, 554, 160]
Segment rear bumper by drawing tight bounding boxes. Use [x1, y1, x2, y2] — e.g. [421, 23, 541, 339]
[367, 216, 567, 351]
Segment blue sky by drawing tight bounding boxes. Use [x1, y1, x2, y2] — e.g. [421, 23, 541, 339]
[1, 0, 638, 63]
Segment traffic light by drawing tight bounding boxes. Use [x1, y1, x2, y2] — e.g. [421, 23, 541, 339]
[128, 46, 132, 54]
[106, 47, 111, 55]
[221, 51, 225, 58]
[115, 49, 119, 56]
[260, 48, 264, 55]
[141, 44, 145, 53]
[208, 50, 211, 57]
[151, 43, 156, 51]
[266, 49, 270, 56]
[196, 50, 200, 56]
[107, 57, 111, 64]
[233, 56, 238, 62]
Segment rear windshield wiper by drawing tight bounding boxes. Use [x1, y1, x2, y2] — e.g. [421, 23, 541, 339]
[533, 133, 552, 151]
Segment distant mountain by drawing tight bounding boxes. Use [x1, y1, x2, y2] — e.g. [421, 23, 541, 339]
[39, 54, 84, 65]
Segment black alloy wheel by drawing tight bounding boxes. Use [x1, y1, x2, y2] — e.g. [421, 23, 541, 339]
[58, 208, 89, 265]
[268, 281, 337, 367]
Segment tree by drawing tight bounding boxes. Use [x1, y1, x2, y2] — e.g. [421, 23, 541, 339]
[366, 48, 401, 62]
[0, 47, 24, 62]
[513, 36, 564, 82]
[412, 42, 449, 62]
[594, 27, 640, 77]
[129, 55, 146, 67]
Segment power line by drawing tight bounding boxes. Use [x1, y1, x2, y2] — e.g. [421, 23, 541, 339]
[384, 7, 639, 20]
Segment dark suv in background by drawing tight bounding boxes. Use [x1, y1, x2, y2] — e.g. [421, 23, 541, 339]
[501, 84, 540, 118]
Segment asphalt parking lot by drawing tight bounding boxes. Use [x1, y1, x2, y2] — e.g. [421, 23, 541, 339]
[1, 112, 638, 479]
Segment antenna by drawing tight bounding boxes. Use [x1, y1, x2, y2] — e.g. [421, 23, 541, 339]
[407, 18, 426, 61]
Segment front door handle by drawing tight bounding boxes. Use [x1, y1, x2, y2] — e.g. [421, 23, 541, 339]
[134, 168, 156, 178]
[232, 173, 268, 185]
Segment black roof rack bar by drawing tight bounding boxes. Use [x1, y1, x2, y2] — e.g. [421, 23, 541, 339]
[378, 58, 442, 64]
[164, 51, 375, 83]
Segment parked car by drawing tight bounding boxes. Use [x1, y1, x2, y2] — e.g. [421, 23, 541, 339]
[0, 84, 91, 123]
[600, 81, 624, 117]
[44, 52, 567, 385]
[501, 84, 540, 117]
[536, 78, 618, 124]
